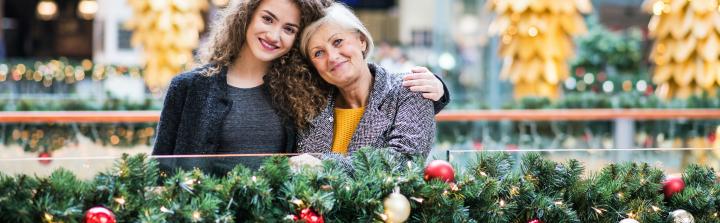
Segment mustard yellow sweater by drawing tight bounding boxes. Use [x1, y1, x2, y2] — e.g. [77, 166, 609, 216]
[331, 107, 365, 154]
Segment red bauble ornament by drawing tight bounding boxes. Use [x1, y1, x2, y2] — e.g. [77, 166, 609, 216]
[299, 208, 324, 223]
[663, 176, 685, 199]
[84, 206, 116, 223]
[424, 160, 455, 182]
[38, 152, 52, 165]
[528, 219, 543, 223]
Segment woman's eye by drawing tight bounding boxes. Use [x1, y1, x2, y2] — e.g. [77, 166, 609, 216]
[333, 39, 343, 46]
[284, 26, 296, 34]
[262, 16, 272, 24]
[313, 50, 324, 58]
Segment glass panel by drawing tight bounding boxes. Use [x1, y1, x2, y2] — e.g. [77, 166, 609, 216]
[446, 148, 718, 175]
[0, 153, 298, 179]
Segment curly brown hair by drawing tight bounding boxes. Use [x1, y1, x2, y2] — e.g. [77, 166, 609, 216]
[199, 0, 333, 130]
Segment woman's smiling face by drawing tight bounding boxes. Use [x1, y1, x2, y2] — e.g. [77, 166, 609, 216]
[244, 0, 301, 62]
[306, 23, 368, 88]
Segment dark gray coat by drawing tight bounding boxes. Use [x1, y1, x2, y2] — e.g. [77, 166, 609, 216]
[151, 65, 296, 176]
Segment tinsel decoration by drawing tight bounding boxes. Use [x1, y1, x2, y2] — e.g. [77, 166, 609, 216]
[487, 0, 593, 99]
[642, 0, 720, 99]
[125, 0, 207, 92]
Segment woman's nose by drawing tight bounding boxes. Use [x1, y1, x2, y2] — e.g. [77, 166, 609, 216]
[266, 28, 281, 43]
[328, 49, 342, 64]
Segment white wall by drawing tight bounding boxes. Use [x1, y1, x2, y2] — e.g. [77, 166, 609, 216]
[93, 0, 142, 66]
[398, 0, 436, 45]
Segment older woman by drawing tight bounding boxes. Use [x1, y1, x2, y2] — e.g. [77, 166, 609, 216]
[295, 3, 435, 161]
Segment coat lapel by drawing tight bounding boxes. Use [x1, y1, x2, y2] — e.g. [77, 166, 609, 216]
[199, 66, 232, 152]
[310, 94, 336, 151]
[347, 64, 391, 153]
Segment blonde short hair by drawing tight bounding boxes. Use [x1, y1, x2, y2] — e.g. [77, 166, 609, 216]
[300, 3, 374, 59]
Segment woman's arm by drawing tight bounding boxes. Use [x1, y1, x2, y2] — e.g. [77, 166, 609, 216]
[385, 87, 436, 157]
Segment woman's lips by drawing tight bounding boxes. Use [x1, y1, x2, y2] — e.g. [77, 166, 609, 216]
[331, 61, 347, 72]
[259, 38, 279, 51]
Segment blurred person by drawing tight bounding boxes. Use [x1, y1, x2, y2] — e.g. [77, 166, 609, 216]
[152, 0, 448, 176]
[294, 2, 435, 168]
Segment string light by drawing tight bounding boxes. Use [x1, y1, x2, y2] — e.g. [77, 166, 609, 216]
[36, 0, 58, 21]
[651, 205, 661, 212]
[114, 197, 126, 205]
[627, 212, 636, 219]
[528, 27, 538, 37]
[43, 213, 54, 222]
[0, 59, 144, 87]
[410, 197, 424, 203]
[77, 0, 98, 20]
[653, 1, 665, 15]
[160, 206, 173, 213]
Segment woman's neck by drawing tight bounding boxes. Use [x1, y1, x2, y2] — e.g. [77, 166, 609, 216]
[227, 45, 270, 88]
[335, 65, 373, 109]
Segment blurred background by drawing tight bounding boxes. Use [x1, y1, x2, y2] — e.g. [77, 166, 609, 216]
[1, 0, 720, 178]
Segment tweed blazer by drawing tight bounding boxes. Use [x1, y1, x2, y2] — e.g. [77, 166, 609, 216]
[296, 63, 436, 159]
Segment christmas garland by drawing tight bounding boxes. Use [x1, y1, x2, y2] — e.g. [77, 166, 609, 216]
[0, 148, 716, 222]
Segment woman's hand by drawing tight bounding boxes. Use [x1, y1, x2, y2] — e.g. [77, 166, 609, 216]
[402, 66, 445, 101]
[289, 153, 322, 171]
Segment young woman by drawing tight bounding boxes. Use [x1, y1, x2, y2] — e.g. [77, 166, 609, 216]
[293, 2, 435, 170]
[152, 0, 448, 176]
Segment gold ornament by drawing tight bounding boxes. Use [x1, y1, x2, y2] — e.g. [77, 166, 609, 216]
[643, 0, 720, 99]
[488, 0, 592, 99]
[383, 187, 411, 223]
[125, 0, 207, 92]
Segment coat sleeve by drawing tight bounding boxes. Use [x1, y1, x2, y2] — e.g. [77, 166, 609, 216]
[152, 76, 189, 156]
[432, 74, 450, 114]
[386, 87, 436, 158]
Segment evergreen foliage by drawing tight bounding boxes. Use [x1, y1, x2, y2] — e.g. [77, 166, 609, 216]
[1, 149, 718, 222]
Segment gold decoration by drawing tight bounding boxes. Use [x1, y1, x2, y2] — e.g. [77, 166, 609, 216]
[383, 187, 411, 223]
[126, 0, 207, 92]
[643, 0, 720, 99]
[487, 0, 592, 99]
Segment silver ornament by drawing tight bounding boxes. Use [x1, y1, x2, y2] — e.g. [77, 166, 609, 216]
[669, 209, 695, 223]
[619, 218, 639, 223]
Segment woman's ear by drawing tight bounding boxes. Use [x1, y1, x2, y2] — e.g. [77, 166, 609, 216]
[358, 33, 368, 57]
